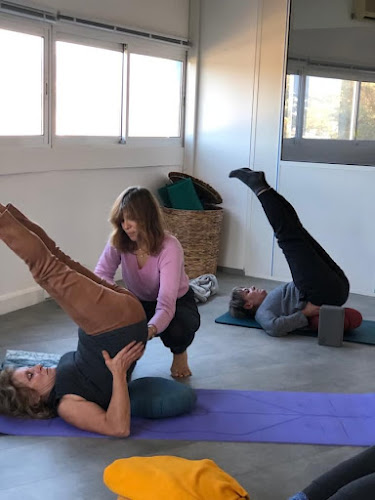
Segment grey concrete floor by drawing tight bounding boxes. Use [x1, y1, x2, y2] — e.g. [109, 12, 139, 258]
[1, 271, 375, 500]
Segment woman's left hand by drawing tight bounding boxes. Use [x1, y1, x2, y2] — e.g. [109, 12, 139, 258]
[102, 341, 145, 377]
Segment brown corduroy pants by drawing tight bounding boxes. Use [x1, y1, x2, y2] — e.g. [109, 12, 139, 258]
[0, 205, 146, 335]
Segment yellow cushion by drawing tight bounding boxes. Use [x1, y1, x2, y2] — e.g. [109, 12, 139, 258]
[103, 456, 249, 500]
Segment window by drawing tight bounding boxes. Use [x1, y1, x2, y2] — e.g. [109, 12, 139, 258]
[357, 82, 375, 140]
[282, 72, 375, 166]
[303, 77, 355, 140]
[54, 42, 184, 142]
[128, 54, 183, 137]
[0, 23, 48, 142]
[53, 36, 185, 143]
[0, 13, 186, 147]
[283, 74, 299, 139]
[55, 41, 124, 137]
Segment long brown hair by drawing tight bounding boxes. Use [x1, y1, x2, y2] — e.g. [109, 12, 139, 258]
[0, 368, 55, 419]
[109, 186, 166, 255]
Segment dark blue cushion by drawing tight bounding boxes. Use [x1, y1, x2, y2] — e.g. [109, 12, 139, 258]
[128, 377, 197, 419]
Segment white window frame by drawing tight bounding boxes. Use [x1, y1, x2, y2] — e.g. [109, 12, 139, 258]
[0, 12, 187, 150]
[125, 39, 186, 148]
[52, 24, 186, 148]
[0, 14, 50, 147]
[282, 62, 375, 166]
[52, 25, 127, 146]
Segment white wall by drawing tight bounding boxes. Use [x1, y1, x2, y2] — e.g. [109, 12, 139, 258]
[193, 0, 259, 269]
[289, 0, 375, 67]
[2, 0, 375, 317]
[292, 0, 354, 30]
[194, 0, 285, 274]
[0, 0, 189, 315]
[23, 0, 189, 38]
[194, 0, 375, 297]
[0, 166, 181, 314]
[275, 163, 375, 296]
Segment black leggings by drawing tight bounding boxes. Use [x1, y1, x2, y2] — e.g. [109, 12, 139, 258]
[258, 189, 349, 306]
[140, 287, 200, 354]
[303, 446, 375, 499]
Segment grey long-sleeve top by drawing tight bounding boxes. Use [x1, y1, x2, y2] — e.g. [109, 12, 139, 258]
[254, 282, 308, 337]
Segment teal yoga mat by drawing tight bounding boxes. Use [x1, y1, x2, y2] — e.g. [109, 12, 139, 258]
[215, 312, 375, 346]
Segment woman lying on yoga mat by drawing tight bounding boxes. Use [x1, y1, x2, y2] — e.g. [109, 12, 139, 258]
[228, 168, 362, 337]
[0, 204, 194, 436]
[95, 186, 200, 378]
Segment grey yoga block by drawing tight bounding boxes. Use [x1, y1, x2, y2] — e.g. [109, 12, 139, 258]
[318, 305, 345, 347]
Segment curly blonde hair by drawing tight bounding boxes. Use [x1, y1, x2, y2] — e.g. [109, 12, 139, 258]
[0, 368, 55, 419]
[109, 186, 166, 255]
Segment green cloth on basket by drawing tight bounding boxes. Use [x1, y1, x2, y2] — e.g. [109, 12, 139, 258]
[167, 178, 204, 210]
[157, 185, 172, 208]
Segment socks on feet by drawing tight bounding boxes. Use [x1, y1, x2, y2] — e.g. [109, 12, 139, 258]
[229, 168, 270, 196]
[288, 492, 309, 500]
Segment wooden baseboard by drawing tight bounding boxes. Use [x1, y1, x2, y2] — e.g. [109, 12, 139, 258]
[0, 286, 44, 315]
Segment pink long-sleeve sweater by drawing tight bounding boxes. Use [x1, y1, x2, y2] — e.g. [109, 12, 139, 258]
[95, 233, 189, 334]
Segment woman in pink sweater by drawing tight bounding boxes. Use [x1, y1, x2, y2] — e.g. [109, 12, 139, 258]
[95, 186, 200, 378]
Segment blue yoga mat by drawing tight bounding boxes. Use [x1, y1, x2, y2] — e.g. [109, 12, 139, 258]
[215, 312, 375, 345]
[1, 389, 375, 446]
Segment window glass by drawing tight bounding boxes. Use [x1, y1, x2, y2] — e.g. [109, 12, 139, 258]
[303, 76, 355, 140]
[283, 74, 299, 139]
[55, 41, 123, 136]
[357, 82, 375, 140]
[0, 28, 44, 136]
[128, 54, 183, 137]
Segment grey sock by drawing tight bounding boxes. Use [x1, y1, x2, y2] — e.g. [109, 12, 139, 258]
[229, 168, 269, 196]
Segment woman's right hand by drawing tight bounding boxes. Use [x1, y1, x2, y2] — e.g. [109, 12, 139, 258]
[102, 341, 145, 377]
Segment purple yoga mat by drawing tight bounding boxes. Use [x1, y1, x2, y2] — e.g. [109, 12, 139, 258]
[2, 389, 375, 446]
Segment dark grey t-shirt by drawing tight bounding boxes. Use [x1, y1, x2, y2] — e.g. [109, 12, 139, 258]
[255, 282, 308, 337]
[47, 320, 147, 411]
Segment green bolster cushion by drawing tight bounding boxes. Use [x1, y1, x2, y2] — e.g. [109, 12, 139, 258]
[128, 376, 197, 419]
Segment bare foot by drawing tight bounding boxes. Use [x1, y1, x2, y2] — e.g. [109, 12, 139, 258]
[171, 351, 192, 378]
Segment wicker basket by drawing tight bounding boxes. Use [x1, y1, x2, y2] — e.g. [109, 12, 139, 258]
[162, 206, 224, 279]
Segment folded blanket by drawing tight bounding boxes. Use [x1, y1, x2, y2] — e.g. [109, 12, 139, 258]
[1, 349, 61, 370]
[190, 274, 219, 303]
[103, 456, 249, 500]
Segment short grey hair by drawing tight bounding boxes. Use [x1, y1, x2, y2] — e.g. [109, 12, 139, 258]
[229, 287, 256, 319]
